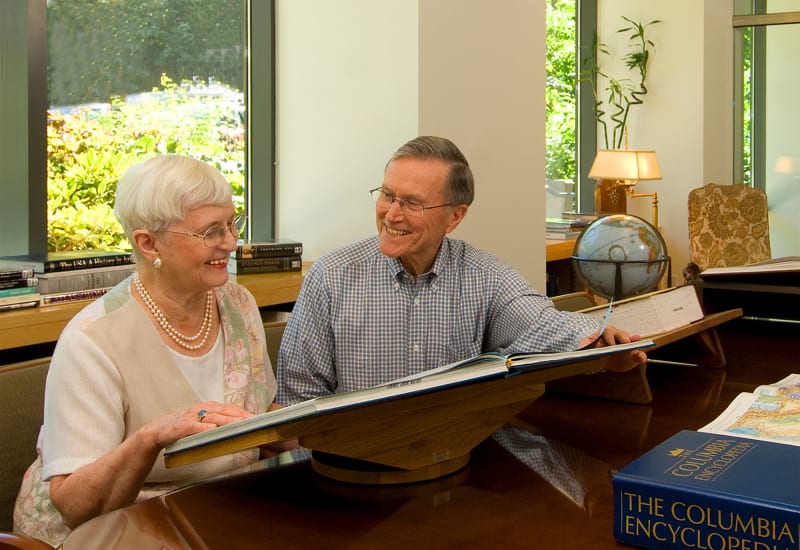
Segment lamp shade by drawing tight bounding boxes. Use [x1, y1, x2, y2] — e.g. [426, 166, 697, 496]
[589, 150, 662, 181]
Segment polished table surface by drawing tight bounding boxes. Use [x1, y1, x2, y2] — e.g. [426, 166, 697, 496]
[62, 325, 795, 549]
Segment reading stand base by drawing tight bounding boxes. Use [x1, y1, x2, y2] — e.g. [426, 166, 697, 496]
[311, 451, 470, 485]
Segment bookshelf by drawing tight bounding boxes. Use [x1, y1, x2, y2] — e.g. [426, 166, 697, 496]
[0, 263, 310, 352]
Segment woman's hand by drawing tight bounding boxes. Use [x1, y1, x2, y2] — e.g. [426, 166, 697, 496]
[49, 401, 255, 529]
[140, 401, 253, 449]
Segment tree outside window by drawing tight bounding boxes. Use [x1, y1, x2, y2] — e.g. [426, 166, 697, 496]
[46, 0, 246, 252]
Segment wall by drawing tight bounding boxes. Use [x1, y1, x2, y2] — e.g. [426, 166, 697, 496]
[418, 0, 544, 285]
[274, 0, 419, 261]
[275, 0, 737, 289]
[274, 0, 547, 289]
[598, 0, 733, 279]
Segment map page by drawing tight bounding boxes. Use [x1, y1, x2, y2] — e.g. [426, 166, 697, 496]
[699, 373, 800, 446]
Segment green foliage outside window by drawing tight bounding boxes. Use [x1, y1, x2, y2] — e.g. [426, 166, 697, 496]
[545, 0, 577, 183]
[47, 75, 245, 252]
[47, 0, 244, 107]
[45, 0, 245, 252]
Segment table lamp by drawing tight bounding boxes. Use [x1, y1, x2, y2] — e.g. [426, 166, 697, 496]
[589, 149, 662, 227]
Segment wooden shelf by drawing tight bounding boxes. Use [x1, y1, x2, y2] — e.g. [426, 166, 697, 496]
[0, 263, 310, 352]
[545, 238, 577, 263]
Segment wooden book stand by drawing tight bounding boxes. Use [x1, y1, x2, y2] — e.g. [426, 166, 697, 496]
[165, 357, 612, 485]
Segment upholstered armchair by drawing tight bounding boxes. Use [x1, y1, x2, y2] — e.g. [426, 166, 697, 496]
[685, 182, 771, 282]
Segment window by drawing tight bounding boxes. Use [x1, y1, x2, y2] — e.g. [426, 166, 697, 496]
[733, 5, 800, 257]
[0, 0, 274, 256]
[545, 0, 597, 217]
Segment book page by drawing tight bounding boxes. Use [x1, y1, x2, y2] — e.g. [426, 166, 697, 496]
[165, 355, 509, 456]
[506, 339, 654, 371]
[582, 285, 704, 337]
[164, 398, 320, 455]
[699, 373, 800, 446]
[700, 256, 800, 277]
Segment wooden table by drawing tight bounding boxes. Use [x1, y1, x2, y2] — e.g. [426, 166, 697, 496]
[0, 264, 309, 352]
[545, 238, 578, 296]
[61, 331, 796, 550]
[546, 237, 577, 263]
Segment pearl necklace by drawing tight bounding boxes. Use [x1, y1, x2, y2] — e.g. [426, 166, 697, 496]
[133, 274, 214, 351]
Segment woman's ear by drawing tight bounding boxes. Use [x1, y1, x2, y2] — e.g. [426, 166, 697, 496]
[132, 229, 159, 263]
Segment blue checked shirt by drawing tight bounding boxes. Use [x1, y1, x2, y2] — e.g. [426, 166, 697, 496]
[277, 236, 599, 404]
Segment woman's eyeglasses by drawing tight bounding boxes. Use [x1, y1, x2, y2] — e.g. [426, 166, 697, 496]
[164, 214, 247, 247]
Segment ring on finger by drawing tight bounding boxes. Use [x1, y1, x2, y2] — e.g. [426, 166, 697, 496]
[197, 409, 209, 421]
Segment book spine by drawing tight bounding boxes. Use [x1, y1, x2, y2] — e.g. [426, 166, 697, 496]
[0, 286, 39, 299]
[42, 254, 134, 273]
[613, 476, 800, 550]
[0, 277, 38, 290]
[37, 266, 134, 294]
[0, 299, 39, 312]
[0, 269, 35, 281]
[228, 256, 302, 274]
[40, 287, 111, 306]
[0, 292, 41, 306]
[0, 262, 40, 274]
[545, 232, 581, 240]
[234, 244, 303, 258]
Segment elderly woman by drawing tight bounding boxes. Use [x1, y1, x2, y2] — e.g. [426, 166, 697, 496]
[14, 155, 288, 546]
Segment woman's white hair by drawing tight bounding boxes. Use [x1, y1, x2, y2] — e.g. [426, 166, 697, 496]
[114, 155, 232, 245]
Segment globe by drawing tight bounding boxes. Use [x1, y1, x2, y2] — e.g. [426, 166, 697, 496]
[571, 214, 669, 300]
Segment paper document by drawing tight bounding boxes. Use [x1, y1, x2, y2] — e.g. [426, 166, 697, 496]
[700, 373, 800, 446]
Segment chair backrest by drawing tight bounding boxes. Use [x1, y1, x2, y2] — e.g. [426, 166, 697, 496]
[263, 321, 287, 377]
[0, 359, 50, 533]
[687, 182, 771, 272]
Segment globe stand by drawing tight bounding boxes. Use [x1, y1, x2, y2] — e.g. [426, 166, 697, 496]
[571, 257, 671, 300]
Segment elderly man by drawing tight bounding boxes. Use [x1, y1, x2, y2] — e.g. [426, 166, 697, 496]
[278, 136, 645, 404]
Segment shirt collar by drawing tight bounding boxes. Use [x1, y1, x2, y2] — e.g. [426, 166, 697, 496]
[384, 238, 451, 281]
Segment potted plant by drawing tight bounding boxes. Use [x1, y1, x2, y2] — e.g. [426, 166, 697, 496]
[581, 16, 661, 150]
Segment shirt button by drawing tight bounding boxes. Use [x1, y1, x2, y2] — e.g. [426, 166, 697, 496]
[414, 297, 420, 305]
[413, 344, 420, 352]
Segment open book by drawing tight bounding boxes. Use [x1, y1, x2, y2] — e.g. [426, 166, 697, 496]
[699, 256, 800, 283]
[164, 338, 653, 460]
[699, 373, 800, 447]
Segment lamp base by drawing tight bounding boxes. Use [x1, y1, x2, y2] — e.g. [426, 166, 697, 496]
[595, 179, 627, 215]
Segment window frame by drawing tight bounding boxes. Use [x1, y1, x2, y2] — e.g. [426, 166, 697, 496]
[732, 9, 800, 192]
[2, 0, 274, 256]
[576, 0, 598, 213]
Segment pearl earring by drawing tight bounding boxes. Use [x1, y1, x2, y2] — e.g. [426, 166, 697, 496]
[153, 257, 163, 269]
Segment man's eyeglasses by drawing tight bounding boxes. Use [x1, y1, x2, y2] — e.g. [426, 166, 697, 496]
[369, 187, 451, 217]
[165, 214, 247, 247]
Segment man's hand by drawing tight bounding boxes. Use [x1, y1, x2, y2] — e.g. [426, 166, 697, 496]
[578, 324, 647, 372]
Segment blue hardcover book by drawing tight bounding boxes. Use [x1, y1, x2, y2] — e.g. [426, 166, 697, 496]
[613, 430, 800, 550]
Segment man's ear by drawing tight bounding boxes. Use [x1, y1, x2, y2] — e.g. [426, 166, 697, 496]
[444, 204, 469, 234]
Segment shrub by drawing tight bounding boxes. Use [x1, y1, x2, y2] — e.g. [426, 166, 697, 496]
[47, 75, 245, 251]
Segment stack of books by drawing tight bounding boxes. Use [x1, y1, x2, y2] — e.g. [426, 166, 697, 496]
[228, 239, 303, 275]
[0, 250, 135, 307]
[0, 267, 40, 311]
[545, 217, 592, 240]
